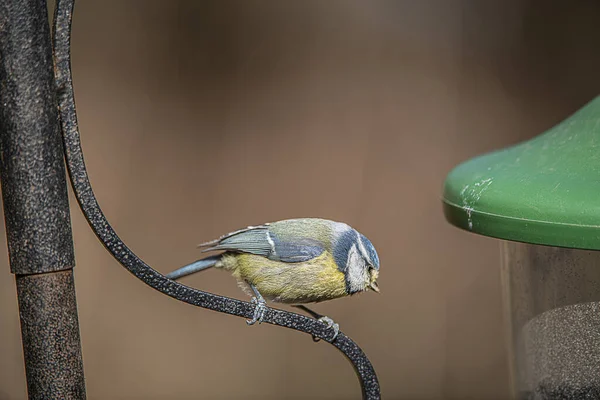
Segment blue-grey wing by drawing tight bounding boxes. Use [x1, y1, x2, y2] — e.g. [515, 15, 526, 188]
[199, 224, 324, 263]
[268, 237, 325, 262]
[200, 225, 272, 257]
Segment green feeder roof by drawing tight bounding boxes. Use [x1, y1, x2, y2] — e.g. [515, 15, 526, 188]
[443, 96, 600, 250]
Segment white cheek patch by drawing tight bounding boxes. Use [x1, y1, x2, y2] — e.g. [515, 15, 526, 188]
[346, 244, 368, 292]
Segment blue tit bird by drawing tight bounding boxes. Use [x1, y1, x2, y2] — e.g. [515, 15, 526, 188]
[166, 218, 380, 339]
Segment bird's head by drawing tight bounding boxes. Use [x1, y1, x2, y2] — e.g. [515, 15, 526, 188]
[333, 227, 380, 295]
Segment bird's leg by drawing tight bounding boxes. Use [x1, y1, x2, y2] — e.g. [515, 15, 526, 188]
[292, 305, 340, 341]
[246, 284, 267, 325]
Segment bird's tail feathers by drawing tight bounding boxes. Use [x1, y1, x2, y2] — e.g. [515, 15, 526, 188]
[165, 255, 221, 280]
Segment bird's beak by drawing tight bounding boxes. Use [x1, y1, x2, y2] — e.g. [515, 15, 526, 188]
[370, 281, 380, 293]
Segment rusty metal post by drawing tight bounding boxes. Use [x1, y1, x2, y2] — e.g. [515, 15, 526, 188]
[0, 0, 86, 398]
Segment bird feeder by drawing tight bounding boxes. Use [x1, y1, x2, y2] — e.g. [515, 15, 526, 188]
[443, 96, 600, 399]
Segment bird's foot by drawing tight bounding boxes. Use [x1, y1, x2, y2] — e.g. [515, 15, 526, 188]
[246, 296, 267, 325]
[318, 316, 340, 341]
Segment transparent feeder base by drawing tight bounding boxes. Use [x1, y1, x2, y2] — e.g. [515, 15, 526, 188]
[501, 242, 600, 400]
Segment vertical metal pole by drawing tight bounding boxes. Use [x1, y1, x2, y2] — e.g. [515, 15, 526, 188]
[0, 0, 86, 398]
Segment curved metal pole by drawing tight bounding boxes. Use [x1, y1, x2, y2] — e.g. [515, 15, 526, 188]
[52, 1, 380, 398]
[0, 1, 85, 398]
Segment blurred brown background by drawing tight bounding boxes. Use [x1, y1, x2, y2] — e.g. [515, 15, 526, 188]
[1, 1, 600, 399]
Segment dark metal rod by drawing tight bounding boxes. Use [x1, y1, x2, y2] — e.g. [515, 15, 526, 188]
[0, 0, 86, 398]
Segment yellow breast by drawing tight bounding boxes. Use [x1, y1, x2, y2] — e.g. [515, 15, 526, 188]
[218, 252, 347, 304]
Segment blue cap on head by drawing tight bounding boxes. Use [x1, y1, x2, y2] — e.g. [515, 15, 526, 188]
[332, 227, 380, 273]
[359, 234, 380, 270]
